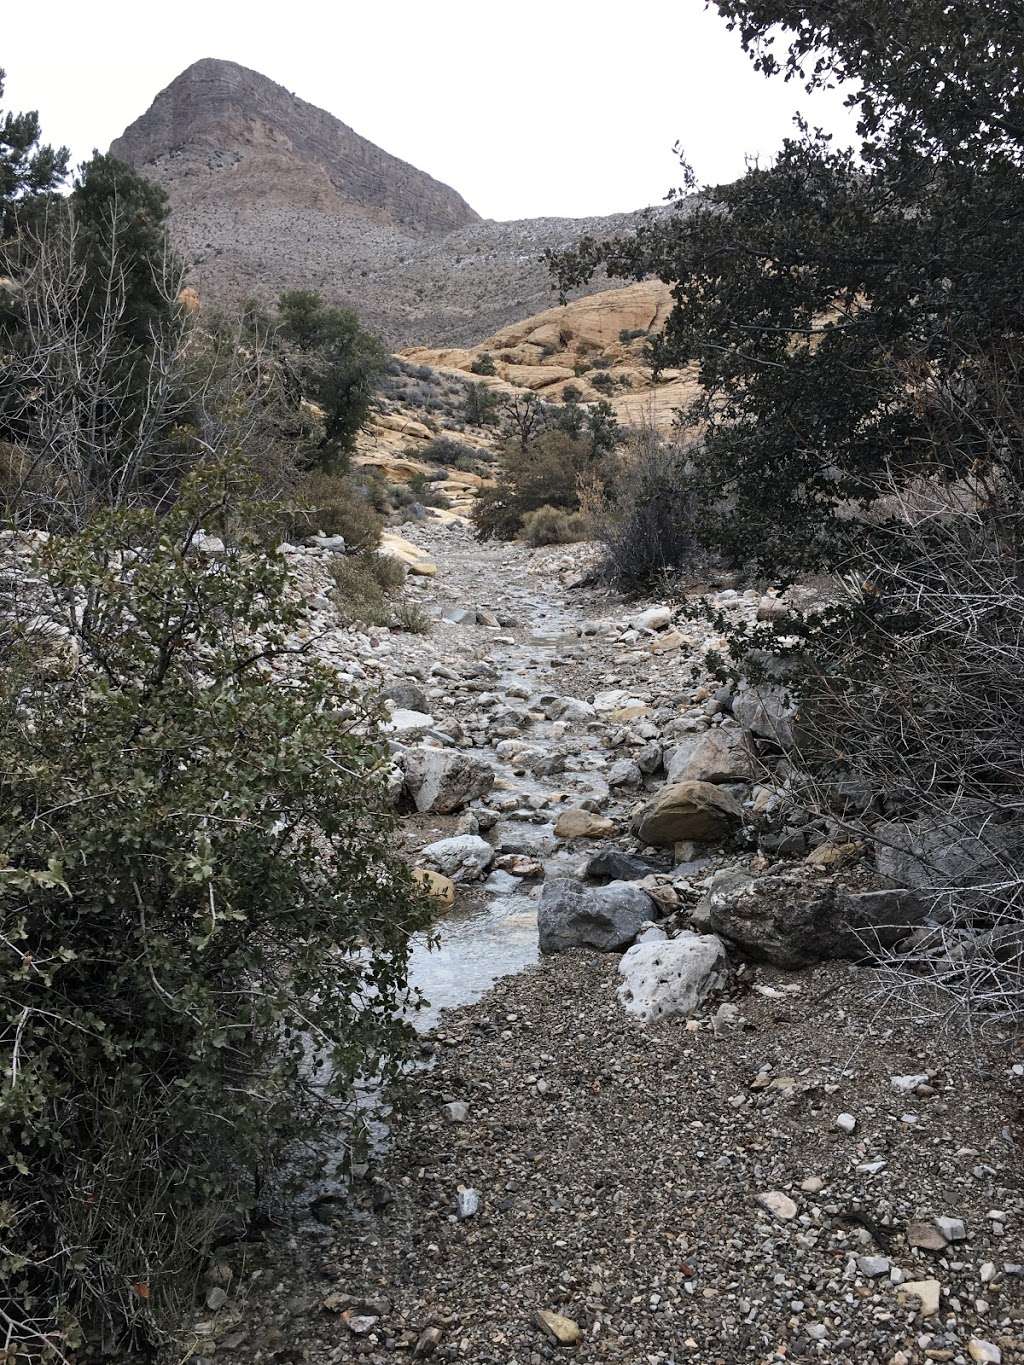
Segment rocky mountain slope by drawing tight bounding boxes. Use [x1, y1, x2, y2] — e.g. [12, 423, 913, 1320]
[109, 60, 678, 346]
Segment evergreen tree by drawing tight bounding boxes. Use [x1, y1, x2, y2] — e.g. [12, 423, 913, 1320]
[0, 69, 69, 240]
[277, 290, 387, 473]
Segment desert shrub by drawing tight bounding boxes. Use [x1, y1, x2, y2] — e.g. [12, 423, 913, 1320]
[619, 327, 647, 343]
[595, 425, 715, 587]
[590, 370, 616, 394]
[276, 291, 386, 475]
[420, 435, 478, 465]
[391, 598, 433, 634]
[330, 550, 406, 626]
[562, 384, 582, 404]
[521, 504, 592, 546]
[473, 429, 605, 541]
[261, 471, 383, 549]
[0, 466, 429, 1353]
[470, 351, 496, 376]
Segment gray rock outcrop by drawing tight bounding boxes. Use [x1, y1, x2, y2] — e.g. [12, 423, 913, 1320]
[403, 748, 495, 814]
[538, 878, 658, 955]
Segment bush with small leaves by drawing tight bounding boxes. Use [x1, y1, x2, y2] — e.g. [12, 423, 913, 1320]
[470, 351, 497, 376]
[0, 464, 430, 1354]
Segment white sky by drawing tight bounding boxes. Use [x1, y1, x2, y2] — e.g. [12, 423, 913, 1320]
[2, 0, 856, 221]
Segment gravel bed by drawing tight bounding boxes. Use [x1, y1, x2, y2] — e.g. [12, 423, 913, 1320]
[198, 953, 1024, 1365]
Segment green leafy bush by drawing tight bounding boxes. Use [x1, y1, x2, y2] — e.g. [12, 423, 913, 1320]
[463, 382, 499, 427]
[0, 466, 429, 1353]
[470, 351, 496, 376]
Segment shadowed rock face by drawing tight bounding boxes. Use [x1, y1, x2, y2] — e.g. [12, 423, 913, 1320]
[110, 58, 480, 235]
[108, 59, 675, 345]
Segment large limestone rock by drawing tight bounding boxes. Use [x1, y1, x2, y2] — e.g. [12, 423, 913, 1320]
[617, 933, 728, 1022]
[418, 834, 494, 879]
[702, 868, 927, 968]
[732, 677, 801, 749]
[538, 878, 657, 955]
[403, 748, 494, 814]
[632, 781, 743, 847]
[666, 726, 754, 785]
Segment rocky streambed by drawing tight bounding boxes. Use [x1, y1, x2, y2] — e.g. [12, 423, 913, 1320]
[189, 521, 1024, 1365]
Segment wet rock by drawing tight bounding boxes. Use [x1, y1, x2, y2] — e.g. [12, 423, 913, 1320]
[538, 878, 656, 954]
[665, 727, 754, 785]
[546, 696, 596, 723]
[617, 932, 728, 1022]
[705, 871, 928, 968]
[412, 868, 456, 906]
[420, 834, 494, 878]
[583, 848, 667, 883]
[404, 747, 495, 813]
[554, 808, 615, 839]
[495, 853, 544, 877]
[386, 708, 436, 737]
[632, 780, 744, 847]
[607, 757, 643, 789]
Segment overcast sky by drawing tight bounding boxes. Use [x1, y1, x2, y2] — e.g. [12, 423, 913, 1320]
[3, 0, 856, 221]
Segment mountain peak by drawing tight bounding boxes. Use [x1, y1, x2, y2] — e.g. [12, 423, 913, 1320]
[109, 58, 480, 235]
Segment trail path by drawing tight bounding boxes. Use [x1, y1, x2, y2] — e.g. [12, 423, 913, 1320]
[200, 524, 1023, 1365]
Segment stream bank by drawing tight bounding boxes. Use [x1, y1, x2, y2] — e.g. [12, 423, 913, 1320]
[189, 523, 1024, 1365]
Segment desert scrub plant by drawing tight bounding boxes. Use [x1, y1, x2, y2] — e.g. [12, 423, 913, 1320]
[470, 351, 496, 376]
[520, 504, 592, 546]
[463, 382, 499, 427]
[248, 471, 383, 550]
[390, 597, 433, 634]
[330, 549, 406, 626]
[0, 463, 430, 1355]
[595, 424, 715, 587]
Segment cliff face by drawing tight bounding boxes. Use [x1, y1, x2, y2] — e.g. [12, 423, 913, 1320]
[110, 58, 480, 235]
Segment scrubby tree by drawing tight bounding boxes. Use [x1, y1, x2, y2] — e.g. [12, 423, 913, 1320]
[71, 152, 178, 343]
[277, 289, 387, 473]
[548, 1, 1024, 576]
